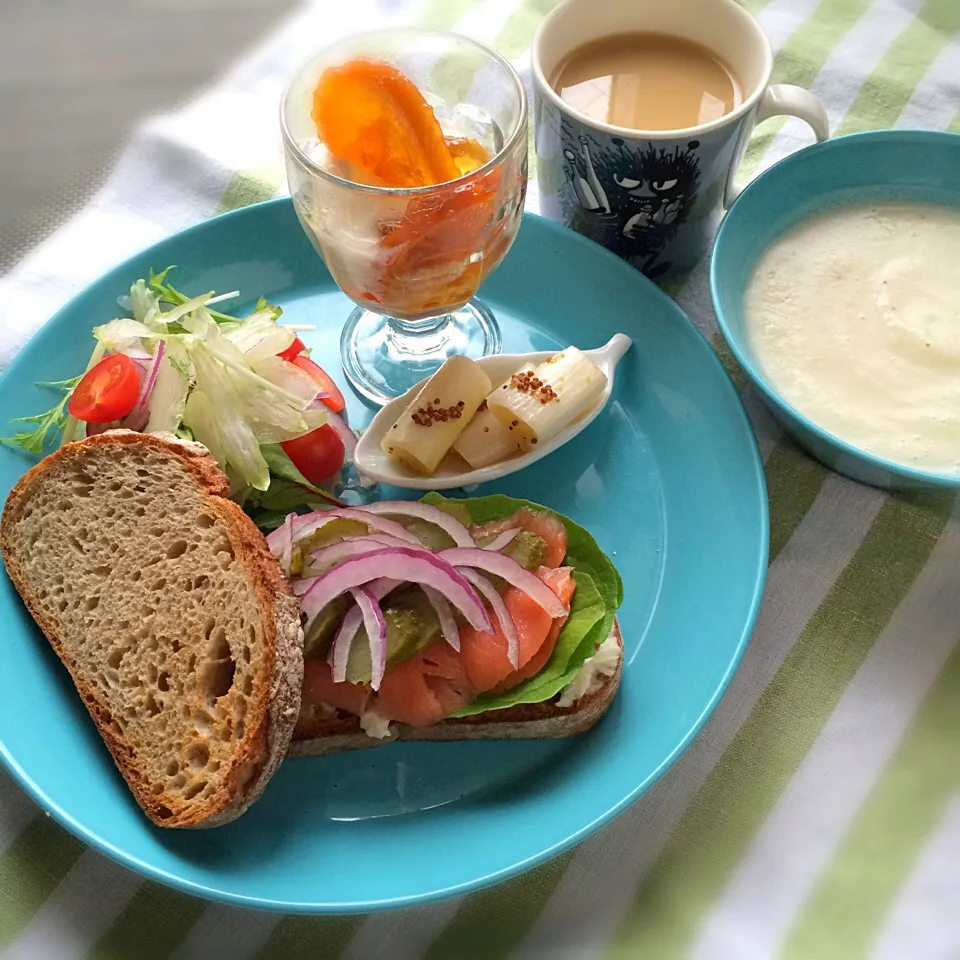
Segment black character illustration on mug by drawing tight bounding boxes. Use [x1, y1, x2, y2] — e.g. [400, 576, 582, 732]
[560, 126, 701, 279]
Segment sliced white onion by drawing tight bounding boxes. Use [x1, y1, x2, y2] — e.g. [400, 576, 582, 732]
[458, 568, 519, 668]
[358, 500, 474, 547]
[422, 585, 460, 652]
[479, 528, 521, 552]
[437, 547, 567, 619]
[291, 508, 422, 546]
[330, 588, 386, 688]
[300, 546, 491, 634]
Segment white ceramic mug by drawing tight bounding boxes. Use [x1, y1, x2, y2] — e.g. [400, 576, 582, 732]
[532, 0, 829, 280]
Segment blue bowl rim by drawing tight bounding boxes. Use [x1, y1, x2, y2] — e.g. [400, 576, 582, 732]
[710, 128, 960, 490]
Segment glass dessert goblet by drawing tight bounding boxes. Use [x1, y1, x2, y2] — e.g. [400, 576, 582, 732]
[281, 29, 528, 405]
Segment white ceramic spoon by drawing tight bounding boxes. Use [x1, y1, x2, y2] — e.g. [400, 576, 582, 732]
[354, 333, 633, 490]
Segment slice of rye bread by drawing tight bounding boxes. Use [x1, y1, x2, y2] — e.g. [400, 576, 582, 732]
[288, 621, 622, 757]
[0, 431, 303, 828]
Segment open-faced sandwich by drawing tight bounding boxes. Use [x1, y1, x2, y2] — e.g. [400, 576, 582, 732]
[0, 432, 622, 826]
[268, 492, 623, 753]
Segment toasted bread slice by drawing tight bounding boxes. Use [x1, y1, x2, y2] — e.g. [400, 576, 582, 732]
[0, 431, 303, 828]
[288, 622, 622, 757]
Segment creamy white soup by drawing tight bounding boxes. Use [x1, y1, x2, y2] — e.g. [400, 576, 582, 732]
[745, 201, 960, 476]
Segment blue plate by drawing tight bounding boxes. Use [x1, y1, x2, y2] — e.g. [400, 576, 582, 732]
[0, 202, 767, 912]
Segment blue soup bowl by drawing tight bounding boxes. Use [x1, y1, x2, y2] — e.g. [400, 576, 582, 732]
[711, 129, 960, 492]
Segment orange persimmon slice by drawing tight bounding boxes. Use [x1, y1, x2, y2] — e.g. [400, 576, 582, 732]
[313, 58, 460, 187]
[445, 136, 491, 177]
[375, 152, 501, 312]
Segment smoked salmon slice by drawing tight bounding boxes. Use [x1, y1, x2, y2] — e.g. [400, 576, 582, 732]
[459, 565, 575, 693]
[299, 510, 575, 724]
[491, 566, 575, 693]
[375, 641, 474, 727]
[302, 658, 371, 717]
[471, 508, 568, 568]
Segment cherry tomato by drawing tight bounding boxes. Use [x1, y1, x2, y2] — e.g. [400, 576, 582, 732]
[290, 354, 346, 413]
[277, 336, 306, 362]
[68, 354, 141, 423]
[281, 424, 345, 485]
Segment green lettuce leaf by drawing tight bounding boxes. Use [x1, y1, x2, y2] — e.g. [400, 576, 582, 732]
[242, 477, 330, 530]
[147, 266, 241, 326]
[0, 376, 82, 455]
[260, 444, 340, 506]
[451, 570, 606, 715]
[422, 492, 622, 715]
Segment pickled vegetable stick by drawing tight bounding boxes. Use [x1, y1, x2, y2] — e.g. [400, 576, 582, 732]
[382, 355, 491, 474]
[452, 401, 523, 469]
[486, 348, 606, 452]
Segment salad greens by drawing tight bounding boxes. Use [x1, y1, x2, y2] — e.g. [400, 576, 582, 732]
[96, 273, 327, 491]
[242, 445, 343, 530]
[422, 492, 623, 715]
[2, 268, 349, 515]
[1, 377, 82, 455]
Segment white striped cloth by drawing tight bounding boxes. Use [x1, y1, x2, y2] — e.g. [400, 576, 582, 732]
[0, 1, 958, 958]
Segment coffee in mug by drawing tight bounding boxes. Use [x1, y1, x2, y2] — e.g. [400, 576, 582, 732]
[532, 0, 830, 281]
[552, 32, 743, 132]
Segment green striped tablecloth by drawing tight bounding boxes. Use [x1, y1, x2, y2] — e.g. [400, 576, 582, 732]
[0, 1, 957, 957]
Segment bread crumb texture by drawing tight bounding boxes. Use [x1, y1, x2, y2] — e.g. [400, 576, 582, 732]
[4, 437, 276, 825]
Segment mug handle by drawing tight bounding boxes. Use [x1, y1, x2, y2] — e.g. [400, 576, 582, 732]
[724, 84, 830, 207]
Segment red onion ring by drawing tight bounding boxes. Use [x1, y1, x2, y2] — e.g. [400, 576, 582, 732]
[422, 585, 460, 652]
[437, 547, 567, 618]
[330, 588, 387, 688]
[293, 508, 421, 545]
[300, 547, 491, 635]
[325, 577, 400, 675]
[309, 534, 424, 569]
[323, 409, 357, 459]
[358, 500, 475, 547]
[136, 341, 165, 411]
[479, 528, 521, 552]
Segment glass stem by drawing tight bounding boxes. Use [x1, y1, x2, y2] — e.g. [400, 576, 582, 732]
[386, 314, 452, 338]
[340, 301, 501, 405]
